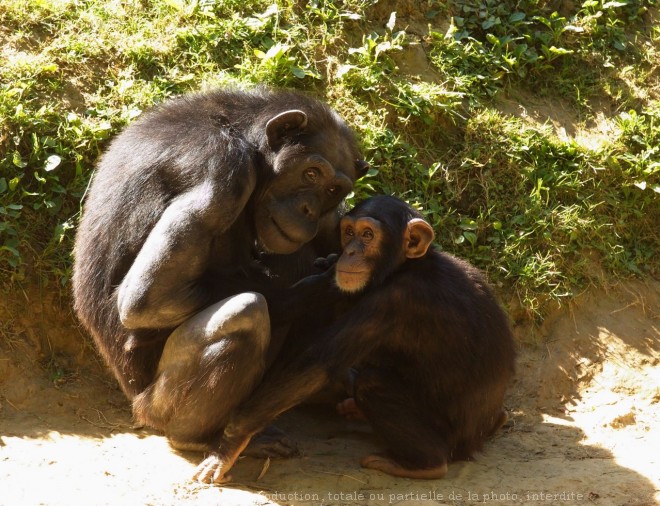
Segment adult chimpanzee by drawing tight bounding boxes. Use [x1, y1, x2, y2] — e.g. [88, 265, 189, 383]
[198, 195, 516, 482]
[72, 87, 368, 471]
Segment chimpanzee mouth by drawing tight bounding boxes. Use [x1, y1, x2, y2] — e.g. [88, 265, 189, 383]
[335, 270, 369, 293]
[271, 217, 300, 245]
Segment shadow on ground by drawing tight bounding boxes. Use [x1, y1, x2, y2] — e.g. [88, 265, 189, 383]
[1, 281, 658, 505]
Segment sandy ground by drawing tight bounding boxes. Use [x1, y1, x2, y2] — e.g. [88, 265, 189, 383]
[0, 280, 658, 506]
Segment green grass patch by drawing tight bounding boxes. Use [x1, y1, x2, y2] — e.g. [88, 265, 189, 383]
[1, 0, 658, 322]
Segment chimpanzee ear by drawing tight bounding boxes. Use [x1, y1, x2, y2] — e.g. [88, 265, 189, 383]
[355, 160, 370, 179]
[404, 218, 435, 259]
[266, 110, 308, 150]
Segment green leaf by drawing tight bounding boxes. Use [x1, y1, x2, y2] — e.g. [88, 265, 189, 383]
[482, 17, 500, 30]
[547, 46, 573, 56]
[41, 62, 58, 73]
[264, 43, 288, 60]
[486, 33, 500, 46]
[0, 245, 20, 257]
[12, 152, 27, 169]
[291, 66, 306, 79]
[463, 231, 478, 245]
[0, 178, 6, 193]
[9, 177, 21, 191]
[509, 12, 526, 23]
[162, 0, 185, 11]
[459, 218, 478, 230]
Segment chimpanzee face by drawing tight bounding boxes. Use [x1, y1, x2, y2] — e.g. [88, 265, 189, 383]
[253, 109, 368, 254]
[335, 197, 435, 293]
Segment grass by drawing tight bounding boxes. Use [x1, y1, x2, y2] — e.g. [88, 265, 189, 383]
[0, 0, 658, 323]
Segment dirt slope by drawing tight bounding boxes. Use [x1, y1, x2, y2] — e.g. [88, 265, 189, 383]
[0, 281, 658, 506]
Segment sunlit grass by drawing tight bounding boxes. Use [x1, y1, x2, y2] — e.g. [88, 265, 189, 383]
[0, 0, 658, 321]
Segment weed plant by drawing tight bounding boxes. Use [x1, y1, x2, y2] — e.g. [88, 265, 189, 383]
[0, 0, 658, 321]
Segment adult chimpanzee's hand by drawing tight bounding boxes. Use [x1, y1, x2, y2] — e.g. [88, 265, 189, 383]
[292, 258, 337, 291]
[313, 253, 339, 272]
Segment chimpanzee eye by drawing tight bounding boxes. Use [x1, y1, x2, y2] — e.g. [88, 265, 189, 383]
[362, 229, 374, 241]
[345, 226, 355, 237]
[304, 168, 320, 182]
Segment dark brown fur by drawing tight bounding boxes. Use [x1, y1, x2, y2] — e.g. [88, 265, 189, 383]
[205, 196, 516, 482]
[72, 87, 366, 459]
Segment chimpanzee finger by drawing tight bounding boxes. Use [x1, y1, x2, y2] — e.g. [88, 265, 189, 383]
[313, 253, 339, 271]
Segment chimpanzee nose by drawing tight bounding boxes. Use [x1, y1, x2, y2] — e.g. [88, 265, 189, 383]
[300, 200, 319, 220]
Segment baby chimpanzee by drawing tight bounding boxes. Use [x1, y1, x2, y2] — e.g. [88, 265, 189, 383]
[328, 195, 516, 478]
[196, 196, 516, 483]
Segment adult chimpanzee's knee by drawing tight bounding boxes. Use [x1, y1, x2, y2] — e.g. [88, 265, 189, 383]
[133, 293, 270, 448]
[72, 87, 368, 476]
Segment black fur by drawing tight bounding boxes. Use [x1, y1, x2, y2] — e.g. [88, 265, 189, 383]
[219, 196, 516, 477]
[72, 87, 365, 452]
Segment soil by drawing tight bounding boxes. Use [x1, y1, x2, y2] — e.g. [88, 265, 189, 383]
[1, 6, 658, 503]
[0, 280, 658, 506]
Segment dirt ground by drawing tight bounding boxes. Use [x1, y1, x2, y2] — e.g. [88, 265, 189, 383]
[0, 280, 658, 506]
